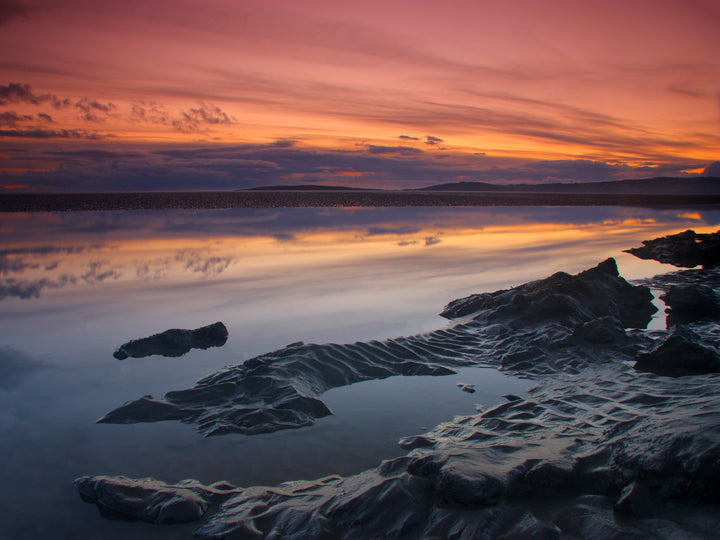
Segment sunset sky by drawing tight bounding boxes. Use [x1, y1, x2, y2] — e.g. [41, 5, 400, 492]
[1, 0, 719, 191]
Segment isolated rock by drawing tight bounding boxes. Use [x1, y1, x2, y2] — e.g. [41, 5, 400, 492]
[624, 229, 720, 268]
[634, 325, 720, 376]
[113, 321, 228, 359]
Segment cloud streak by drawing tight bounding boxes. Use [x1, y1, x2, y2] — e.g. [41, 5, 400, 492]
[0, 2, 717, 181]
[0, 139, 709, 192]
[0, 83, 70, 108]
[0, 128, 105, 139]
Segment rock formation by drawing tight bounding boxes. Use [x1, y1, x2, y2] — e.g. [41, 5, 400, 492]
[76, 245, 720, 538]
[624, 229, 720, 268]
[99, 259, 654, 435]
[113, 322, 228, 360]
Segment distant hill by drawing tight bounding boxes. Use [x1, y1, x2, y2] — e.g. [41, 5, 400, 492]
[416, 176, 720, 195]
[243, 184, 367, 191]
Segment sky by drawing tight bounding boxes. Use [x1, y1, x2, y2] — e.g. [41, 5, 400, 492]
[0, 0, 719, 191]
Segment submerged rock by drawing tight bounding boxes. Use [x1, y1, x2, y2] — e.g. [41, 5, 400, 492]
[634, 324, 720, 376]
[624, 229, 720, 268]
[98, 258, 655, 436]
[113, 322, 228, 359]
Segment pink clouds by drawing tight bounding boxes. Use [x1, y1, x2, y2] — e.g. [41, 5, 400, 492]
[0, 0, 718, 173]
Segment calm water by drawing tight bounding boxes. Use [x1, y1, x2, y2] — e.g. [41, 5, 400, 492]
[1, 205, 718, 538]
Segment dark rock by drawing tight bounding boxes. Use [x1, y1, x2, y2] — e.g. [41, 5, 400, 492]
[661, 284, 720, 326]
[441, 258, 655, 329]
[398, 435, 435, 450]
[457, 382, 476, 393]
[634, 325, 720, 376]
[613, 481, 659, 517]
[97, 395, 196, 424]
[73, 476, 239, 524]
[573, 316, 627, 343]
[624, 229, 720, 268]
[82, 360, 720, 538]
[497, 513, 563, 540]
[76, 253, 720, 539]
[113, 321, 228, 359]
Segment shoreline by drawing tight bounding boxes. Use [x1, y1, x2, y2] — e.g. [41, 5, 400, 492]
[74, 232, 720, 538]
[3, 190, 720, 212]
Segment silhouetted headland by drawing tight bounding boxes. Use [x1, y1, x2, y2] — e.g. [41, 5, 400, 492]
[2, 176, 720, 211]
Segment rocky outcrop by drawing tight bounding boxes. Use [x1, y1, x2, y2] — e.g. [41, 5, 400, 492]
[661, 284, 720, 326]
[624, 229, 720, 268]
[74, 476, 239, 524]
[98, 259, 654, 436]
[440, 258, 655, 329]
[75, 250, 720, 538]
[634, 324, 720, 376]
[113, 322, 228, 359]
[77, 360, 720, 539]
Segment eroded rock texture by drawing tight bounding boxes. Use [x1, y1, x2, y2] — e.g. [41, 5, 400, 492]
[440, 257, 655, 329]
[624, 228, 720, 268]
[78, 354, 720, 539]
[113, 322, 228, 360]
[77, 251, 720, 538]
[634, 324, 720, 376]
[99, 258, 654, 435]
[74, 476, 239, 524]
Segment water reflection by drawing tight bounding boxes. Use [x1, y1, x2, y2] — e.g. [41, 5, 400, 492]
[0, 205, 718, 539]
[2, 206, 718, 303]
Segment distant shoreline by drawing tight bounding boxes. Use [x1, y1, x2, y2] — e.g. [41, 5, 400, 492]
[3, 190, 720, 212]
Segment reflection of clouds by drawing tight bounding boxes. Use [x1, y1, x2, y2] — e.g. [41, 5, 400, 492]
[80, 261, 121, 284]
[135, 259, 170, 281]
[0, 278, 52, 300]
[0, 245, 103, 276]
[0, 260, 120, 301]
[0, 244, 239, 300]
[0, 245, 100, 257]
[425, 235, 442, 246]
[0, 274, 78, 299]
[0, 347, 43, 390]
[366, 226, 421, 236]
[0, 256, 38, 274]
[4, 207, 719, 247]
[1, 207, 716, 303]
[175, 250, 236, 278]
